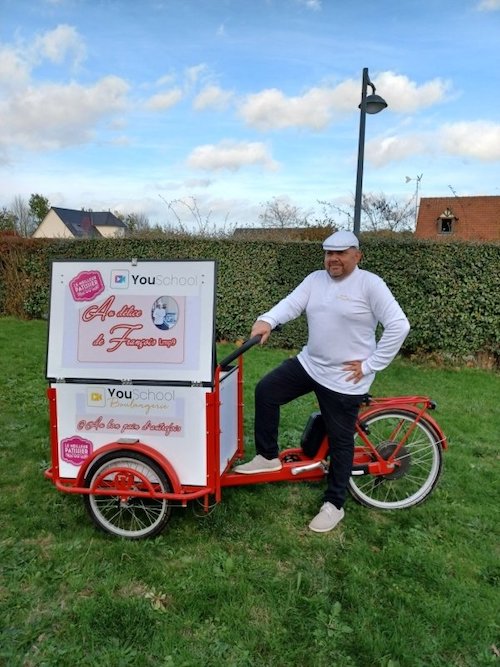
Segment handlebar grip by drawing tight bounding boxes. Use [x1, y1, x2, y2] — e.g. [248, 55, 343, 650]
[218, 334, 262, 370]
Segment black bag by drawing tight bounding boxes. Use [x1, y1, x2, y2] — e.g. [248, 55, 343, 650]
[300, 412, 327, 458]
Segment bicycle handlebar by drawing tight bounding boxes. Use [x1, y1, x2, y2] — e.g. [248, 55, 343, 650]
[218, 334, 262, 370]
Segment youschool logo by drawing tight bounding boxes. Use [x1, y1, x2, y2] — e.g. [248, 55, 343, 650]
[110, 270, 129, 288]
[87, 388, 106, 407]
[130, 273, 199, 286]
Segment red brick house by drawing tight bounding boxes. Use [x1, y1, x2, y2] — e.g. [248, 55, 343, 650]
[415, 196, 500, 241]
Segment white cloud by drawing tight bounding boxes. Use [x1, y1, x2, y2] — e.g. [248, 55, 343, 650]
[193, 85, 233, 111]
[34, 24, 86, 67]
[477, 0, 500, 9]
[364, 120, 500, 166]
[185, 64, 208, 87]
[374, 72, 451, 112]
[0, 25, 216, 159]
[155, 73, 176, 87]
[146, 65, 212, 110]
[239, 87, 339, 130]
[0, 46, 31, 89]
[0, 76, 129, 151]
[0, 25, 87, 92]
[187, 140, 279, 172]
[185, 178, 213, 188]
[239, 72, 450, 131]
[0, 25, 132, 157]
[440, 121, 500, 160]
[366, 134, 429, 166]
[145, 88, 183, 111]
[153, 178, 213, 192]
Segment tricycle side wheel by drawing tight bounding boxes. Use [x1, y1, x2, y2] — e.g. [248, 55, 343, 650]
[349, 409, 443, 510]
[83, 450, 172, 539]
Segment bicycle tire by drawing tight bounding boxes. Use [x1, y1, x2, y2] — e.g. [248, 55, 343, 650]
[349, 408, 443, 509]
[83, 450, 172, 539]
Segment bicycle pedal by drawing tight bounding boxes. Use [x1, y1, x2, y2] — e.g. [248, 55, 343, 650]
[291, 460, 327, 476]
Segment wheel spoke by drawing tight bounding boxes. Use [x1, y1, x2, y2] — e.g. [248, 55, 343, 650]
[84, 453, 172, 538]
[349, 410, 443, 509]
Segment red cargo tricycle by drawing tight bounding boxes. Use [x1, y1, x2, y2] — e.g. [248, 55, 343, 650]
[44, 259, 447, 539]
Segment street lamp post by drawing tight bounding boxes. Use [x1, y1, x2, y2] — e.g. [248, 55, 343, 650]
[353, 67, 388, 237]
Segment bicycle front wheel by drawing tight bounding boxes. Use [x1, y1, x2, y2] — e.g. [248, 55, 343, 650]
[349, 409, 443, 510]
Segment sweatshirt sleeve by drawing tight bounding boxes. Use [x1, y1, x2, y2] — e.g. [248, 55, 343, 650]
[258, 273, 314, 329]
[360, 276, 410, 376]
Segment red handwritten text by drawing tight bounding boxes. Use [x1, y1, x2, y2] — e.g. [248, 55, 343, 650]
[77, 416, 106, 431]
[158, 338, 177, 348]
[82, 295, 143, 322]
[107, 324, 156, 352]
[141, 420, 182, 436]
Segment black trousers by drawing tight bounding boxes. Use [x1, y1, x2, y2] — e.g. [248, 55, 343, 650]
[254, 357, 364, 509]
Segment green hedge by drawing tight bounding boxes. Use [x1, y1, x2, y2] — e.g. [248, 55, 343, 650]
[1, 235, 499, 362]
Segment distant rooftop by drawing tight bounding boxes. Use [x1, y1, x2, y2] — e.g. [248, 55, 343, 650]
[51, 207, 126, 238]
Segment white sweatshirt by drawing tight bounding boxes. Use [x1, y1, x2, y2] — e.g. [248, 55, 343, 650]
[259, 266, 410, 395]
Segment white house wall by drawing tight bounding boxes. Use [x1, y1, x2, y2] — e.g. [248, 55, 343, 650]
[96, 225, 125, 238]
[32, 211, 73, 238]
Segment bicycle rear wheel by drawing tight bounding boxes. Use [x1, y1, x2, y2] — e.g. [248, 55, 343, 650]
[349, 409, 443, 509]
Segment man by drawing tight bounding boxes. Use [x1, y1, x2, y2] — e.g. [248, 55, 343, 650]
[234, 230, 410, 533]
[153, 303, 168, 329]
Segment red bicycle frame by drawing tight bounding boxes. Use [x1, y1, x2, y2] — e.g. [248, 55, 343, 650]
[45, 347, 447, 511]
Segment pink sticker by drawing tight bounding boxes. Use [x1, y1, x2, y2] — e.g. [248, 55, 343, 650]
[69, 271, 105, 302]
[61, 435, 93, 466]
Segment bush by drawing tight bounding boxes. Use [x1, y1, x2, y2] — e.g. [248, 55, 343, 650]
[0, 235, 498, 363]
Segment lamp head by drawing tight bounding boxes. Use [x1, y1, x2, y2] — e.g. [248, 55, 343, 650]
[363, 93, 388, 114]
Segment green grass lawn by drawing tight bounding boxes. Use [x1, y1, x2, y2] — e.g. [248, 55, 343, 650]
[0, 318, 498, 667]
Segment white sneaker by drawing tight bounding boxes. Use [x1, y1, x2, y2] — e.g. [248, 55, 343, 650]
[233, 454, 282, 474]
[308, 502, 344, 533]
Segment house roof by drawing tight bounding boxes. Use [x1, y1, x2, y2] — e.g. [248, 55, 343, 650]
[51, 207, 127, 238]
[415, 196, 500, 241]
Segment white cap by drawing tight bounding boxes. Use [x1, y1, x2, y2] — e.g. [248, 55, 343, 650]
[322, 230, 359, 251]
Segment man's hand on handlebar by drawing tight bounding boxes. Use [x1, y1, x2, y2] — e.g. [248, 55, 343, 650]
[250, 320, 272, 344]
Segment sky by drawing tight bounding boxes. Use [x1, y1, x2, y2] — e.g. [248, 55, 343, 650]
[1, 0, 500, 231]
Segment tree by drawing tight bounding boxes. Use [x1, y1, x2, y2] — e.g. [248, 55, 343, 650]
[360, 193, 414, 232]
[258, 196, 311, 228]
[313, 201, 341, 230]
[161, 196, 234, 237]
[317, 192, 415, 233]
[10, 195, 36, 237]
[29, 194, 50, 225]
[128, 212, 152, 233]
[114, 211, 153, 234]
[0, 207, 17, 232]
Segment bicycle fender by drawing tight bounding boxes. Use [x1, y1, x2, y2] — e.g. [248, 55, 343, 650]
[75, 441, 183, 492]
[360, 405, 448, 450]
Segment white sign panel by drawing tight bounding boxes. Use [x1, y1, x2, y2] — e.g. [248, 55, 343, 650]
[52, 383, 208, 485]
[46, 260, 216, 384]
